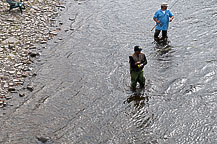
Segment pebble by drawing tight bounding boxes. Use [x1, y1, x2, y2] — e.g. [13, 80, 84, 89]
[19, 92, 25, 97]
[27, 84, 34, 92]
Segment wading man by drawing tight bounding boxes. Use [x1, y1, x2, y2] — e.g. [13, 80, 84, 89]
[129, 46, 147, 91]
[153, 2, 174, 42]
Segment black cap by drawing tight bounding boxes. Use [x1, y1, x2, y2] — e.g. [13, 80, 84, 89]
[134, 46, 142, 52]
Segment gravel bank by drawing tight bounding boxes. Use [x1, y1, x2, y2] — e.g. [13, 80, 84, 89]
[0, 0, 65, 108]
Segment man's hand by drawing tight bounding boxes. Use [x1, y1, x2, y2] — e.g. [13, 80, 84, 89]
[154, 18, 160, 23]
[169, 16, 174, 22]
[156, 20, 160, 23]
[135, 61, 141, 65]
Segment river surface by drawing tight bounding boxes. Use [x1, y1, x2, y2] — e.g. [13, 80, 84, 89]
[1, 0, 217, 143]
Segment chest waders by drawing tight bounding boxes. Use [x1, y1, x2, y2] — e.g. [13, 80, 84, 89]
[130, 69, 145, 91]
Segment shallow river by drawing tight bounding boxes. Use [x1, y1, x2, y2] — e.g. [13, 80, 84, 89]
[1, 0, 217, 143]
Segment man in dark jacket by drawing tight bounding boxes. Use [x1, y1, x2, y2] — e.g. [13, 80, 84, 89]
[129, 46, 147, 91]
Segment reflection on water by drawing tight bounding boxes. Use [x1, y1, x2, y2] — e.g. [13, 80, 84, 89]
[125, 92, 149, 108]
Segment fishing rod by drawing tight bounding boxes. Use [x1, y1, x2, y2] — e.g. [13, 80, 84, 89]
[151, 0, 179, 31]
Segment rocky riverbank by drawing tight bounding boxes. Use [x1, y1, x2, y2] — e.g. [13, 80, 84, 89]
[0, 0, 65, 108]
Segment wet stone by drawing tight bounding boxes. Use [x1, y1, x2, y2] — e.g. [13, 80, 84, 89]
[0, 100, 6, 108]
[19, 92, 25, 97]
[36, 136, 50, 143]
[4, 83, 9, 89]
[9, 83, 14, 86]
[27, 84, 34, 92]
[40, 41, 47, 44]
[5, 94, 12, 100]
[49, 30, 58, 35]
[29, 51, 39, 57]
[8, 87, 16, 92]
[7, 18, 14, 22]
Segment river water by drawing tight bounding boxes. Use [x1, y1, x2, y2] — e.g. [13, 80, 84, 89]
[0, 0, 217, 143]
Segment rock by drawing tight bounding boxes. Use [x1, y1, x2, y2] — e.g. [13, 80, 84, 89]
[69, 18, 75, 21]
[8, 71, 16, 75]
[27, 84, 34, 92]
[19, 92, 25, 97]
[22, 72, 29, 77]
[5, 96, 12, 100]
[2, 37, 19, 44]
[7, 18, 14, 22]
[0, 100, 4, 105]
[0, 75, 9, 80]
[4, 83, 9, 89]
[40, 41, 47, 44]
[36, 136, 50, 143]
[29, 51, 39, 57]
[16, 71, 22, 75]
[49, 30, 58, 35]
[15, 63, 23, 67]
[0, 100, 6, 108]
[56, 5, 65, 8]
[9, 83, 14, 86]
[8, 87, 16, 92]
[29, 46, 37, 49]
[31, 73, 37, 77]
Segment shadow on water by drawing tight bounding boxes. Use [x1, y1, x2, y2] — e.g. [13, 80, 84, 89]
[153, 40, 173, 55]
[124, 79, 152, 109]
[124, 91, 149, 109]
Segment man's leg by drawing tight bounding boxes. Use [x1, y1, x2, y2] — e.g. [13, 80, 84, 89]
[19, 5, 23, 14]
[162, 30, 168, 41]
[8, 2, 17, 12]
[9, 5, 12, 11]
[154, 30, 161, 42]
[138, 71, 145, 89]
[130, 71, 138, 91]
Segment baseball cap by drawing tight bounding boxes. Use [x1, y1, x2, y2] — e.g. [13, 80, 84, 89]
[161, 2, 168, 7]
[134, 46, 142, 52]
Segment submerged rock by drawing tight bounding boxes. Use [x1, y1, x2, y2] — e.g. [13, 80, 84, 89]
[27, 84, 34, 92]
[36, 135, 51, 143]
[19, 92, 25, 97]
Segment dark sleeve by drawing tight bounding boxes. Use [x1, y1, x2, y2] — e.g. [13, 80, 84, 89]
[129, 56, 137, 69]
[139, 54, 147, 70]
[141, 54, 147, 66]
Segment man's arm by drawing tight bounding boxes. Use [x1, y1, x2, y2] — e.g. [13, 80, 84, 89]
[169, 10, 174, 22]
[153, 17, 160, 23]
[141, 55, 147, 66]
[137, 54, 147, 69]
[169, 16, 174, 22]
[129, 56, 137, 69]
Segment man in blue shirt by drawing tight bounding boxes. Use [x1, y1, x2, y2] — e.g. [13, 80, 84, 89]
[153, 2, 174, 42]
